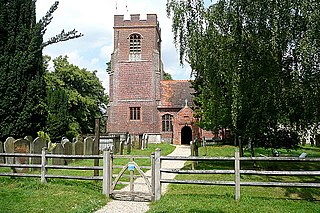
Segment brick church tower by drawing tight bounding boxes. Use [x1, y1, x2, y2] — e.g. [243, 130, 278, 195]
[107, 14, 163, 135]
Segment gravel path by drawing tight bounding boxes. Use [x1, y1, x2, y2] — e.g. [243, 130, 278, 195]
[95, 145, 190, 213]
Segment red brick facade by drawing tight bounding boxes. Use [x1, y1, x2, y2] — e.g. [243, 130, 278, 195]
[107, 14, 213, 144]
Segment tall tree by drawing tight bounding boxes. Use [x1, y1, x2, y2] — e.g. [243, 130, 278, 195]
[45, 56, 108, 140]
[167, 0, 320, 151]
[0, 1, 82, 141]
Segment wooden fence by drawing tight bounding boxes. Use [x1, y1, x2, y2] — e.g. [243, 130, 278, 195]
[0, 148, 103, 182]
[157, 148, 320, 201]
[1, 148, 320, 201]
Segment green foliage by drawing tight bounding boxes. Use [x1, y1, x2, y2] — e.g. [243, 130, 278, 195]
[0, 0, 82, 141]
[167, 0, 320, 150]
[163, 71, 173, 80]
[37, 131, 51, 143]
[39, 1, 83, 47]
[45, 56, 108, 141]
[0, 0, 46, 140]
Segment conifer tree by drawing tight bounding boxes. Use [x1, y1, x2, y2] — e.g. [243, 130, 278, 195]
[0, 0, 82, 140]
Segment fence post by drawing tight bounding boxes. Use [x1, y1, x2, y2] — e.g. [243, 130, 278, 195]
[151, 152, 155, 201]
[94, 117, 101, 176]
[154, 148, 161, 201]
[103, 150, 111, 195]
[129, 156, 134, 193]
[234, 148, 240, 201]
[190, 141, 195, 170]
[41, 147, 47, 184]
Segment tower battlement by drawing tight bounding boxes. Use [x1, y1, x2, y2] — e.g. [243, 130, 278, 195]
[114, 14, 159, 28]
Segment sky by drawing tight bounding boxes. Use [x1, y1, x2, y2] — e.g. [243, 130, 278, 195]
[36, 0, 210, 93]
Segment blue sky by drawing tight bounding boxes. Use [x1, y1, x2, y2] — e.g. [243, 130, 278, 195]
[36, 0, 214, 92]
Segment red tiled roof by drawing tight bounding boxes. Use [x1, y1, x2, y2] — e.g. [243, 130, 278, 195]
[160, 80, 194, 108]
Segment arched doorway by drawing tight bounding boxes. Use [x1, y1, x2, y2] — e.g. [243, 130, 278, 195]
[181, 126, 192, 145]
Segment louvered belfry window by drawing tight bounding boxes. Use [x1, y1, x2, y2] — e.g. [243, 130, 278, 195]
[129, 34, 141, 61]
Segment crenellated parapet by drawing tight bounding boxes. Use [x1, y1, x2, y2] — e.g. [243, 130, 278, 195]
[114, 14, 159, 29]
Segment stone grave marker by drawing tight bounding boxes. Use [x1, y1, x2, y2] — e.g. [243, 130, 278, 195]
[31, 137, 47, 170]
[24, 135, 33, 143]
[52, 143, 64, 165]
[4, 137, 15, 164]
[63, 141, 73, 164]
[0, 141, 4, 163]
[14, 139, 30, 173]
[74, 140, 84, 155]
[84, 137, 93, 155]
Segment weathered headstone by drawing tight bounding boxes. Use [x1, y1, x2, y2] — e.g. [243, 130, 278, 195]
[0, 141, 4, 163]
[52, 143, 64, 165]
[316, 134, 320, 147]
[74, 141, 84, 155]
[14, 139, 30, 173]
[114, 136, 120, 154]
[61, 137, 70, 145]
[24, 135, 33, 143]
[126, 136, 132, 154]
[31, 137, 47, 170]
[4, 137, 15, 164]
[63, 141, 73, 164]
[26, 136, 35, 168]
[84, 137, 93, 155]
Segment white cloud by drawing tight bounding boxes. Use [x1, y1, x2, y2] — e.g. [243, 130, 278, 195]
[36, 0, 193, 94]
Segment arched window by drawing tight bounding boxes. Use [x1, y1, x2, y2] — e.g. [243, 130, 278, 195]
[162, 114, 173, 132]
[129, 33, 142, 61]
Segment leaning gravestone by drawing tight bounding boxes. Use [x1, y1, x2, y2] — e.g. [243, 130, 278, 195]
[84, 137, 93, 155]
[4, 137, 15, 165]
[63, 141, 73, 164]
[31, 137, 47, 170]
[14, 139, 30, 173]
[0, 141, 4, 163]
[52, 143, 64, 165]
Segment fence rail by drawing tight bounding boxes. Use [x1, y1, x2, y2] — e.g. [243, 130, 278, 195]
[1, 148, 320, 201]
[0, 148, 104, 183]
[157, 148, 320, 201]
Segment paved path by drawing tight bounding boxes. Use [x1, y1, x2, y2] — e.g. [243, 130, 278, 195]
[95, 145, 190, 213]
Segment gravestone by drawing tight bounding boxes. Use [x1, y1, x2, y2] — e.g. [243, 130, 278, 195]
[4, 137, 15, 164]
[24, 135, 33, 143]
[31, 137, 47, 170]
[74, 141, 84, 155]
[52, 143, 64, 165]
[84, 137, 93, 155]
[0, 141, 4, 163]
[316, 134, 320, 147]
[14, 139, 30, 173]
[63, 141, 73, 164]
[114, 136, 120, 154]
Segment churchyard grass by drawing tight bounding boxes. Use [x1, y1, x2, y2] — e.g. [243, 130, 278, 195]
[148, 145, 320, 213]
[0, 142, 174, 213]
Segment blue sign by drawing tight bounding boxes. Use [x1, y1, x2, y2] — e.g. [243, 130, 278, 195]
[128, 162, 135, 171]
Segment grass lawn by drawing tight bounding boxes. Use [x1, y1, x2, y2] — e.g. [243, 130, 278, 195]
[0, 142, 175, 213]
[148, 145, 320, 213]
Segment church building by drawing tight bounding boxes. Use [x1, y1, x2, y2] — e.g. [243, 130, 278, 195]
[107, 14, 212, 145]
